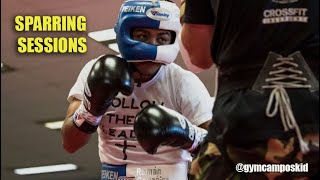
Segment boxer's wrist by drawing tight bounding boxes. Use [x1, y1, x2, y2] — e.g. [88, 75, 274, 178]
[75, 102, 103, 126]
[72, 102, 103, 134]
[187, 124, 208, 152]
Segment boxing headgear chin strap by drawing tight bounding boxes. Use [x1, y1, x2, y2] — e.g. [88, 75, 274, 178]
[114, 0, 181, 64]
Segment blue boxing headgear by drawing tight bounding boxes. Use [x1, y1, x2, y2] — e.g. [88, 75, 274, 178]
[114, 0, 181, 64]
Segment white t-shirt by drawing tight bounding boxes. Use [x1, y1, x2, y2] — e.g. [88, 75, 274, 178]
[68, 56, 214, 178]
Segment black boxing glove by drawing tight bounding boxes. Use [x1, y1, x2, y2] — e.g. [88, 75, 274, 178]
[73, 54, 134, 134]
[134, 104, 207, 155]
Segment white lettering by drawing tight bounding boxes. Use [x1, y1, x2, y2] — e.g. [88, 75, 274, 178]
[122, 6, 146, 13]
[101, 170, 119, 179]
[136, 168, 162, 176]
[263, 8, 307, 18]
[262, 8, 308, 24]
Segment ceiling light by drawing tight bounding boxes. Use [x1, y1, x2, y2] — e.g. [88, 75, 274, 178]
[14, 164, 78, 175]
[1, 62, 15, 73]
[88, 28, 116, 42]
[107, 43, 120, 53]
[44, 120, 65, 130]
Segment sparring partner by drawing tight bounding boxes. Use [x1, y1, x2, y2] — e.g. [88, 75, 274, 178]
[179, 0, 319, 179]
[61, 0, 214, 179]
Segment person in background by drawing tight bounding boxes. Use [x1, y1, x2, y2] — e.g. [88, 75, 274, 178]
[179, 0, 319, 179]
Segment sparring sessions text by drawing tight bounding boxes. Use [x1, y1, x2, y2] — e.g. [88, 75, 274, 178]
[15, 16, 87, 53]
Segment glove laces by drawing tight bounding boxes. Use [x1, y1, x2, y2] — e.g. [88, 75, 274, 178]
[263, 56, 311, 153]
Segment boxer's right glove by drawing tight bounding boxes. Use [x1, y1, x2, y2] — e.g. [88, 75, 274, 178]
[134, 104, 208, 155]
[73, 54, 134, 134]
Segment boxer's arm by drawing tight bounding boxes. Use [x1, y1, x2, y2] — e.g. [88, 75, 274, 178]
[180, 0, 215, 73]
[61, 98, 91, 153]
[181, 23, 214, 71]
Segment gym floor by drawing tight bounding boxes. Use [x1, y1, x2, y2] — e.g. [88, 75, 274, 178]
[1, 0, 216, 179]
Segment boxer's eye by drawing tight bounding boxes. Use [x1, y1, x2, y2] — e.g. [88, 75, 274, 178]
[132, 29, 149, 42]
[156, 33, 171, 45]
[131, 28, 172, 46]
[133, 33, 149, 42]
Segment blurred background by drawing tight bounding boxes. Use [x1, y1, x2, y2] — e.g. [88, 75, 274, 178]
[1, 0, 216, 179]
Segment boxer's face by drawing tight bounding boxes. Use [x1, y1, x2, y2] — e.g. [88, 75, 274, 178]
[130, 28, 173, 82]
[132, 28, 172, 46]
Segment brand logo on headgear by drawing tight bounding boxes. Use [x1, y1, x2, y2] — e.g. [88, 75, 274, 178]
[150, 10, 168, 17]
[146, 8, 171, 21]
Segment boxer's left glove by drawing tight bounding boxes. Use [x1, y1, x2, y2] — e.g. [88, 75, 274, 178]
[73, 54, 134, 134]
[134, 104, 207, 155]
